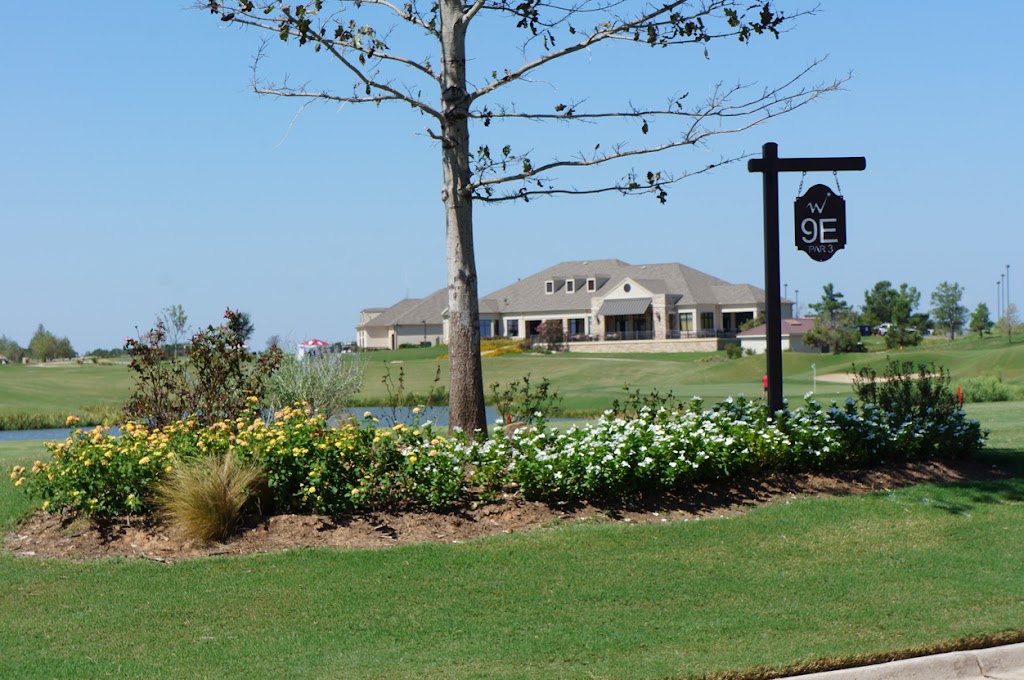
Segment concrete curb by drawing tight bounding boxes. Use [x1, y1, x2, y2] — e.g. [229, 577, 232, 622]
[779, 642, 1024, 679]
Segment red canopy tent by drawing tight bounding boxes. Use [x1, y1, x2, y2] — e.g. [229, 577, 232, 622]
[296, 338, 330, 359]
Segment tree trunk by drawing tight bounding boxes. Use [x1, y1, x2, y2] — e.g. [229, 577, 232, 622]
[440, 0, 486, 435]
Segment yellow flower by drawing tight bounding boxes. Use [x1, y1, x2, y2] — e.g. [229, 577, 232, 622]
[308, 486, 316, 494]
[351, 488, 360, 495]
[165, 465, 173, 473]
[42, 500, 50, 511]
[14, 477, 25, 487]
[408, 455, 417, 465]
[363, 411, 372, 418]
[65, 415, 80, 426]
[412, 407, 421, 414]
[138, 456, 151, 465]
[166, 452, 174, 459]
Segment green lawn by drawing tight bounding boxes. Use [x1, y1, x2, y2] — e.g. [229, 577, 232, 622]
[3, 338, 1021, 422]
[355, 336, 1024, 412]
[1, 403, 1022, 679]
[0, 362, 131, 415]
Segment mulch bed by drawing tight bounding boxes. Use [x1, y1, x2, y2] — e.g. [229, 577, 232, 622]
[4, 458, 1008, 562]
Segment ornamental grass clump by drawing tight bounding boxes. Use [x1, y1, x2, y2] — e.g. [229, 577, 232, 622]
[153, 453, 263, 544]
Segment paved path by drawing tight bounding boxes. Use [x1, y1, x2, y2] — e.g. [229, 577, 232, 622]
[780, 642, 1024, 679]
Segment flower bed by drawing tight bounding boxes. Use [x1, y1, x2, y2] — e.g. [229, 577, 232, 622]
[11, 392, 986, 521]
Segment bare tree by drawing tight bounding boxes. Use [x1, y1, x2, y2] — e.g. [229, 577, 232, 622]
[158, 304, 190, 359]
[200, 0, 844, 433]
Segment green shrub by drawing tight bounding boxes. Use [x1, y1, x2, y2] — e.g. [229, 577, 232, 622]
[851, 359, 957, 425]
[13, 374, 986, 524]
[124, 309, 283, 428]
[267, 351, 366, 418]
[154, 453, 263, 543]
[724, 343, 743, 359]
[957, 376, 1024, 403]
[489, 374, 561, 425]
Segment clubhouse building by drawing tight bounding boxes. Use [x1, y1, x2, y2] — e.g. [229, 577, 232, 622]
[357, 259, 793, 353]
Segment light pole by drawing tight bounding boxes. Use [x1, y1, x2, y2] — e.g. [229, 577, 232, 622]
[1007, 265, 1011, 317]
[998, 279, 1002, 322]
[795, 289, 800, 318]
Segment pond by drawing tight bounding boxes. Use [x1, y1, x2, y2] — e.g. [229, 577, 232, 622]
[0, 408, 528, 441]
[0, 427, 122, 442]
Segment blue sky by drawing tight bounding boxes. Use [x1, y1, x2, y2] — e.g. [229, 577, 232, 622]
[2, 2, 1020, 352]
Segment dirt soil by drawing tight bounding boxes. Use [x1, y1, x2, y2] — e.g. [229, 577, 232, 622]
[4, 459, 1009, 562]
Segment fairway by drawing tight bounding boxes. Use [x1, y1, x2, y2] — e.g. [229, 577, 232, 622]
[353, 336, 1024, 413]
[0, 362, 131, 416]
[2, 338, 1021, 422]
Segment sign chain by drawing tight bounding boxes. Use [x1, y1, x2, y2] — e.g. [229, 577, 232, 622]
[796, 171, 806, 197]
[833, 170, 843, 197]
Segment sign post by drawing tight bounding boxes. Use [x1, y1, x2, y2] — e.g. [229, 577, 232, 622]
[748, 142, 865, 416]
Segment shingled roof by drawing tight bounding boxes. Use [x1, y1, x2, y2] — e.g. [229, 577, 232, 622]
[479, 260, 767, 311]
[357, 288, 447, 329]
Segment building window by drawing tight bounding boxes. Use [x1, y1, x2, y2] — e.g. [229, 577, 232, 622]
[479, 320, 493, 338]
[623, 283, 632, 293]
[700, 312, 715, 330]
[545, 280, 554, 294]
[679, 312, 693, 332]
[506, 319, 519, 337]
[568, 318, 585, 335]
[587, 278, 596, 292]
[566, 279, 575, 293]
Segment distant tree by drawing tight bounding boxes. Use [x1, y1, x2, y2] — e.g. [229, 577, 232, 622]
[88, 347, 128, 359]
[909, 311, 933, 333]
[201, 0, 845, 435]
[227, 311, 255, 346]
[860, 280, 898, 328]
[158, 304, 190, 358]
[805, 284, 861, 354]
[0, 335, 26, 363]
[998, 303, 1019, 344]
[808, 283, 850, 320]
[536, 321, 565, 352]
[266, 334, 282, 351]
[969, 303, 993, 338]
[28, 325, 76, 362]
[931, 282, 968, 339]
[884, 284, 922, 349]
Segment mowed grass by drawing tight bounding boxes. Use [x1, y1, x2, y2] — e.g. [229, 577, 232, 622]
[0, 404, 1022, 679]
[356, 336, 1024, 412]
[0, 362, 132, 415]
[2, 337, 1021, 421]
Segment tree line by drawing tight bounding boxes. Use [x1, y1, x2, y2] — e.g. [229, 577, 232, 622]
[0, 326, 76, 363]
[800, 279, 1017, 354]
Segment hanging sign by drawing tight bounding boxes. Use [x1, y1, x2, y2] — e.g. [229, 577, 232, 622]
[794, 184, 846, 262]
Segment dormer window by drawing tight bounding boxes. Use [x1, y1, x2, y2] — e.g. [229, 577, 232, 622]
[545, 280, 554, 294]
[566, 279, 576, 293]
[586, 278, 596, 292]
